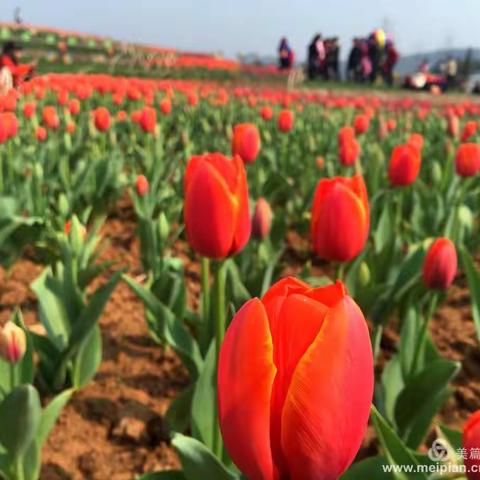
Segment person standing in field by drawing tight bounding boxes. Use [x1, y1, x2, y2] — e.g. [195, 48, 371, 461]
[445, 57, 458, 90]
[307, 34, 325, 80]
[382, 40, 399, 86]
[0, 42, 35, 90]
[278, 37, 294, 70]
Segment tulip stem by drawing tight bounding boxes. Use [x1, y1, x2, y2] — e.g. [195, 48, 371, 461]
[411, 293, 439, 376]
[10, 363, 16, 391]
[213, 259, 227, 458]
[200, 257, 211, 341]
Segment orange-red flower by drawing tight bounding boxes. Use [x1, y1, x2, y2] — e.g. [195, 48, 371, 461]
[139, 106, 157, 133]
[462, 121, 477, 142]
[277, 110, 294, 132]
[218, 277, 374, 480]
[339, 135, 361, 166]
[422, 238, 457, 290]
[464, 411, 480, 480]
[93, 107, 110, 131]
[252, 197, 272, 240]
[407, 133, 424, 152]
[184, 153, 250, 259]
[0, 322, 26, 364]
[160, 98, 172, 115]
[388, 144, 421, 186]
[136, 175, 149, 196]
[42, 105, 59, 130]
[36, 126, 47, 142]
[232, 123, 261, 164]
[260, 106, 273, 121]
[311, 174, 369, 262]
[455, 143, 480, 177]
[23, 102, 36, 119]
[69, 98, 80, 115]
[447, 114, 459, 138]
[353, 114, 369, 134]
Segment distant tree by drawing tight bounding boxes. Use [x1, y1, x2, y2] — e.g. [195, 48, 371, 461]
[462, 48, 473, 79]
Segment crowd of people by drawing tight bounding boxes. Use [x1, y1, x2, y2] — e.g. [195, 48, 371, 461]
[278, 29, 400, 86]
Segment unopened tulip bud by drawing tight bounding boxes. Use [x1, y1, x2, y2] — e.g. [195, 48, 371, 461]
[358, 261, 371, 287]
[422, 238, 457, 290]
[158, 212, 170, 244]
[0, 322, 26, 364]
[252, 197, 272, 240]
[136, 175, 149, 196]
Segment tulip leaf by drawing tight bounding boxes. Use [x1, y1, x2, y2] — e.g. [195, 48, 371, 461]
[138, 472, 185, 480]
[341, 455, 393, 479]
[191, 342, 217, 450]
[371, 405, 428, 480]
[122, 274, 202, 378]
[0, 385, 41, 457]
[71, 324, 102, 388]
[166, 386, 194, 433]
[37, 388, 74, 447]
[460, 246, 480, 343]
[394, 359, 460, 449]
[172, 433, 237, 480]
[374, 202, 394, 253]
[438, 424, 462, 452]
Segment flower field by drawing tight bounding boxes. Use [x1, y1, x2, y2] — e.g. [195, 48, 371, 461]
[1, 72, 480, 479]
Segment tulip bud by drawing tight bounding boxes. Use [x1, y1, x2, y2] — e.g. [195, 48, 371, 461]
[353, 114, 369, 134]
[358, 261, 371, 287]
[422, 238, 457, 290]
[431, 161, 442, 184]
[461, 121, 477, 142]
[252, 197, 272, 240]
[58, 193, 69, 217]
[0, 322, 26, 364]
[311, 174, 369, 262]
[260, 106, 273, 121]
[277, 110, 294, 132]
[388, 144, 421, 186]
[35, 126, 47, 142]
[463, 410, 480, 479]
[232, 123, 261, 164]
[455, 144, 480, 178]
[136, 175, 149, 196]
[158, 212, 170, 244]
[160, 98, 172, 115]
[93, 107, 110, 132]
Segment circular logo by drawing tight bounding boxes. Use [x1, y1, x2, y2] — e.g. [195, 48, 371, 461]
[428, 439, 450, 462]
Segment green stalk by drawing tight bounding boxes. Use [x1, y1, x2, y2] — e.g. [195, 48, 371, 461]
[200, 257, 210, 328]
[10, 362, 16, 392]
[411, 292, 439, 376]
[15, 455, 24, 480]
[212, 259, 227, 458]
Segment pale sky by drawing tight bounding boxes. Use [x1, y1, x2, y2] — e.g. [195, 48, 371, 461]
[0, 0, 477, 60]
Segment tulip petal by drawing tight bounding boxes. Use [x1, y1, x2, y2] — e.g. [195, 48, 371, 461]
[184, 160, 236, 259]
[230, 155, 251, 254]
[280, 297, 373, 480]
[269, 294, 329, 473]
[218, 298, 278, 480]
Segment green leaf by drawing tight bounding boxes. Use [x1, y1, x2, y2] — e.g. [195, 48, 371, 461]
[191, 342, 217, 449]
[394, 359, 460, 444]
[341, 456, 393, 479]
[0, 385, 41, 456]
[172, 433, 236, 480]
[37, 388, 74, 447]
[374, 202, 393, 253]
[438, 424, 463, 452]
[381, 356, 404, 426]
[371, 405, 427, 480]
[166, 386, 194, 433]
[123, 275, 202, 378]
[137, 472, 185, 480]
[460, 246, 480, 343]
[71, 324, 102, 388]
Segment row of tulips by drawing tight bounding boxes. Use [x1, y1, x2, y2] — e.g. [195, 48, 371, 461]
[0, 73, 480, 479]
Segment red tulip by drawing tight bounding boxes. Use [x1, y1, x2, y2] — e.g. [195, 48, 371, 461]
[93, 107, 110, 131]
[386, 118, 397, 131]
[66, 121, 76, 134]
[2, 112, 17, 139]
[187, 92, 198, 106]
[311, 174, 369, 262]
[408, 133, 424, 152]
[353, 114, 369, 134]
[464, 410, 480, 480]
[447, 114, 459, 138]
[338, 126, 355, 145]
[260, 106, 273, 121]
[277, 110, 294, 132]
[140, 106, 157, 133]
[455, 144, 480, 177]
[136, 175, 149, 196]
[184, 153, 250, 259]
[218, 277, 374, 480]
[23, 102, 36, 119]
[462, 121, 477, 142]
[232, 123, 261, 164]
[42, 106, 59, 130]
[422, 238, 457, 290]
[69, 98, 80, 115]
[339, 136, 361, 166]
[160, 98, 172, 115]
[388, 144, 421, 186]
[36, 126, 47, 142]
[252, 197, 272, 240]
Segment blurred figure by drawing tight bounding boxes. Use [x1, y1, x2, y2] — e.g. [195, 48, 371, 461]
[326, 37, 340, 80]
[446, 56, 458, 90]
[382, 40, 399, 86]
[419, 58, 430, 74]
[278, 37, 294, 70]
[360, 39, 372, 82]
[368, 29, 385, 83]
[0, 42, 35, 89]
[14, 7, 22, 24]
[307, 34, 325, 80]
[346, 38, 362, 82]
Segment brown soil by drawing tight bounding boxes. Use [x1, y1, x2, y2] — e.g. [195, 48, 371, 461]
[0, 198, 478, 479]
